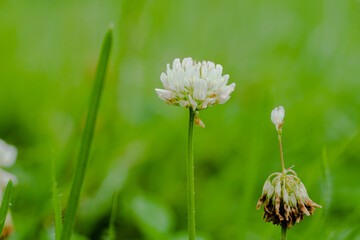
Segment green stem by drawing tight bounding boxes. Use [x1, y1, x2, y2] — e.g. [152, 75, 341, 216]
[108, 191, 119, 240]
[281, 225, 287, 240]
[278, 134, 285, 174]
[187, 108, 196, 240]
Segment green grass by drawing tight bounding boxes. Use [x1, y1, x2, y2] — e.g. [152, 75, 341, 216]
[60, 26, 113, 240]
[108, 191, 119, 240]
[51, 156, 63, 240]
[0, 180, 12, 235]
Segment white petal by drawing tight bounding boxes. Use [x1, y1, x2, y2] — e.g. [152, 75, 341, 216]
[262, 180, 272, 194]
[0, 169, 17, 188]
[267, 185, 274, 199]
[200, 61, 208, 79]
[207, 61, 215, 69]
[0, 139, 17, 167]
[275, 181, 281, 196]
[182, 57, 193, 69]
[179, 100, 190, 108]
[173, 68, 186, 92]
[160, 72, 169, 89]
[290, 193, 297, 206]
[215, 64, 223, 75]
[283, 189, 289, 204]
[172, 58, 181, 69]
[299, 182, 309, 199]
[217, 83, 236, 104]
[193, 79, 207, 100]
[155, 89, 176, 103]
[222, 74, 229, 85]
[189, 94, 197, 110]
[201, 97, 216, 109]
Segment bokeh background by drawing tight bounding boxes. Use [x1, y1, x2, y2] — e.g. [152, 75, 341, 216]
[1, 0, 360, 239]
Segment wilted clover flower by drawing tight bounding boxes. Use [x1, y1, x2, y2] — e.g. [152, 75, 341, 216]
[256, 106, 322, 230]
[155, 58, 236, 127]
[256, 168, 322, 229]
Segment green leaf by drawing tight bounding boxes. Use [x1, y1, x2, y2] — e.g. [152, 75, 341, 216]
[60, 25, 113, 240]
[131, 195, 174, 238]
[52, 156, 63, 240]
[0, 180, 13, 235]
[108, 191, 119, 240]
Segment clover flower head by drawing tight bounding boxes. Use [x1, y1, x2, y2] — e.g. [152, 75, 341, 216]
[256, 167, 321, 229]
[271, 106, 285, 133]
[155, 58, 236, 112]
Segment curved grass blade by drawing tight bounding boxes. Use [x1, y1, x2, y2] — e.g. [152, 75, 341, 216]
[52, 156, 63, 240]
[321, 146, 332, 216]
[60, 25, 113, 240]
[0, 180, 13, 235]
[108, 191, 119, 240]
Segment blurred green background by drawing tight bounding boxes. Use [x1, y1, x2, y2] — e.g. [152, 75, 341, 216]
[1, 0, 360, 239]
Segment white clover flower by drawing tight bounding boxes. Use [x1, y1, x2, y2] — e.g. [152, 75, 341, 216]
[271, 106, 285, 133]
[155, 58, 236, 111]
[0, 139, 17, 189]
[0, 139, 17, 238]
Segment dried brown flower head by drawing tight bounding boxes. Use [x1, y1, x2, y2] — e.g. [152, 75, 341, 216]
[256, 167, 322, 229]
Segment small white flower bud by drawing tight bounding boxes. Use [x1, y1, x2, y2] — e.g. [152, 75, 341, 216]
[271, 106, 285, 133]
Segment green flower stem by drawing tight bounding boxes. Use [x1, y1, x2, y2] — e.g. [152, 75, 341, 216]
[187, 108, 196, 240]
[281, 225, 287, 240]
[278, 134, 285, 174]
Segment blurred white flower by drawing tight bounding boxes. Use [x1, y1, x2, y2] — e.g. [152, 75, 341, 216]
[0, 139, 17, 168]
[155, 58, 236, 111]
[0, 139, 17, 238]
[271, 106, 285, 133]
[0, 139, 17, 189]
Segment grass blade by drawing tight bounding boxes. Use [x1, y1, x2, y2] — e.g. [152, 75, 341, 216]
[52, 156, 63, 240]
[108, 191, 119, 240]
[0, 180, 13, 235]
[60, 25, 113, 240]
